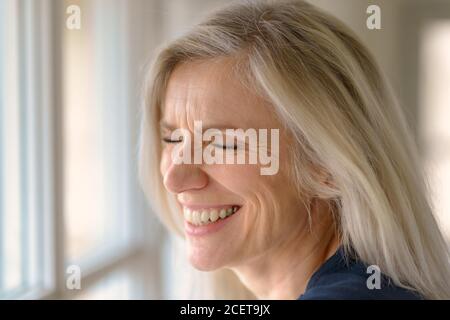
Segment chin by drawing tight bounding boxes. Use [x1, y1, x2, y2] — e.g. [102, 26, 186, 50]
[188, 256, 222, 271]
[187, 245, 230, 271]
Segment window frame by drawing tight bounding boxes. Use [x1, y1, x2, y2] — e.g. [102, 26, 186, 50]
[1, 0, 154, 300]
[45, 0, 149, 300]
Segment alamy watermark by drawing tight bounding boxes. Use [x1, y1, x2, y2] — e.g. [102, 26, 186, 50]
[66, 264, 81, 290]
[167, 121, 279, 176]
[366, 265, 381, 290]
[66, 5, 81, 30]
[366, 5, 381, 30]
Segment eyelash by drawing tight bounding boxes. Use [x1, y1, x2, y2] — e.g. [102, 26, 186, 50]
[212, 143, 238, 150]
[162, 138, 238, 150]
[162, 137, 182, 143]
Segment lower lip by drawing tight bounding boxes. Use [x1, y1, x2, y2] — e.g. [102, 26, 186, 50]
[184, 208, 241, 237]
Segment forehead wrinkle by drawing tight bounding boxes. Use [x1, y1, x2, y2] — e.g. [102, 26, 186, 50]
[185, 89, 202, 132]
[176, 77, 224, 131]
[164, 58, 279, 132]
[163, 84, 208, 133]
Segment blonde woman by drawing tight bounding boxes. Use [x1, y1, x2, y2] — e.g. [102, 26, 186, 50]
[139, 0, 450, 299]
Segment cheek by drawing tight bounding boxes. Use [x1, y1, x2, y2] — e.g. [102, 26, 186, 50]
[215, 163, 300, 225]
[206, 164, 278, 228]
[205, 164, 261, 195]
[160, 148, 172, 176]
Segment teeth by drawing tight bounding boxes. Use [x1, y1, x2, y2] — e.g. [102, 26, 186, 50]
[192, 210, 201, 225]
[183, 206, 239, 225]
[201, 210, 209, 223]
[210, 209, 219, 222]
[219, 209, 227, 219]
[184, 208, 192, 221]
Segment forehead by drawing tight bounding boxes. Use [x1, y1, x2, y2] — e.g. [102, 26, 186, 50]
[162, 58, 278, 129]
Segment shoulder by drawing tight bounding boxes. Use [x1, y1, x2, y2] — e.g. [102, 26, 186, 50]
[298, 247, 423, 300]
[299, 272, 422, 300]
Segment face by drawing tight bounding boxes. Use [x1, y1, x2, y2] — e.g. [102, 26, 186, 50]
[160, 58, 310, 271]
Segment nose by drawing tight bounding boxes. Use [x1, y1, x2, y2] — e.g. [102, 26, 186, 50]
[163, 162, 209, 194]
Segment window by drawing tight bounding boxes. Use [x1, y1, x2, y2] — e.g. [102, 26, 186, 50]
[0, 0, 57, 299]
[419, 20, 450, 239]
[0, 0, 155, 299]
[62, 0, 139, 272]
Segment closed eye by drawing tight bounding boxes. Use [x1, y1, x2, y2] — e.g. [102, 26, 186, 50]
[212, 143, 238, 150]
[162, 137, 183, 143]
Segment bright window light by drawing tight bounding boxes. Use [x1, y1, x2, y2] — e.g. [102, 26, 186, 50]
[419, 20, 450, 239]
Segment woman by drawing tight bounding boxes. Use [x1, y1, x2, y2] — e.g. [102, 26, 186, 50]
[139, 0, 450, 299]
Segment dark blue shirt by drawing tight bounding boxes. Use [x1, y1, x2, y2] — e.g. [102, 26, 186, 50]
[298, 247, 423, 300]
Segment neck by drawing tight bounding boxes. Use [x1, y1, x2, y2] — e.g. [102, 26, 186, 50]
[231, 202, 340, 300]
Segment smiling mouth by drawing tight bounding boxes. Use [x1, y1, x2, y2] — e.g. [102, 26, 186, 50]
[183, 205, 241, 226]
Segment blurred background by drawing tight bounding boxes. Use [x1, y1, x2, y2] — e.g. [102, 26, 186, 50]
[0, 0, 449, 299]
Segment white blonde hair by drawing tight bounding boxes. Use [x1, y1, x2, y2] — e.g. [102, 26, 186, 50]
[139, 0, 450, 299]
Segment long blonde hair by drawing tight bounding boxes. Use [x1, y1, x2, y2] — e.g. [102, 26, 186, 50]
[139, 0, 450, 299]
